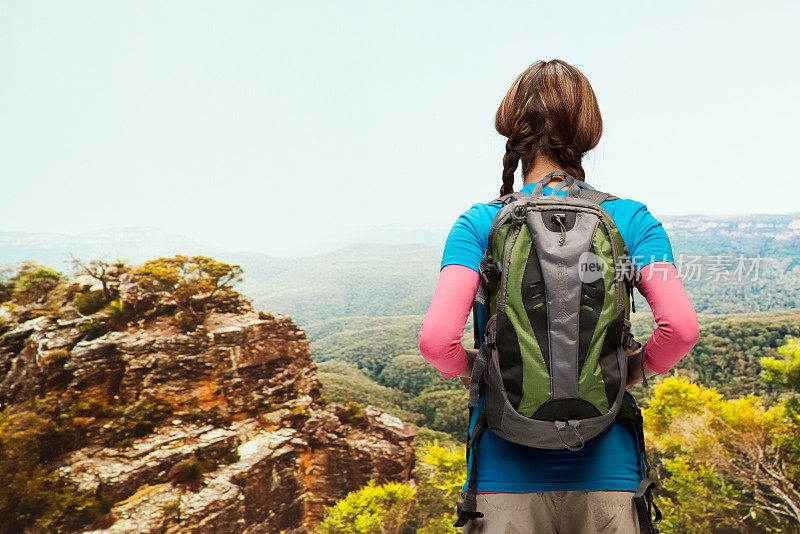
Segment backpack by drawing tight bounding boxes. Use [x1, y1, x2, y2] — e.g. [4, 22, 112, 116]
[453, 171, 662, 533]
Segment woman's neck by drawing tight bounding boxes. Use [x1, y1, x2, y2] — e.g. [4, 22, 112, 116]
[522, 157, 571, 188]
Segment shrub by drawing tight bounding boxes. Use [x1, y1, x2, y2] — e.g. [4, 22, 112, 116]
[337, 401, 368, 428]
[78, 317, 108, 341]
[169, 458, 208, 492]
[73, 290, 106, 315]
[407, 440, 466, 533]
[318, 479, 416, 534]
[160, 498, 182, 522]
[0, 272, 12, 303]
[222, 448, 240, 465]
[69, 257, 121, 304]
[105, 398, 172, 446]
[11, 262, 61, 305]
[104, 300, 128, 331]
[173, 309, 203, 333]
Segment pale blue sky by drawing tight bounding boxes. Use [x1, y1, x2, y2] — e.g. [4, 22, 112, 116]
[1, 1, 798, 256]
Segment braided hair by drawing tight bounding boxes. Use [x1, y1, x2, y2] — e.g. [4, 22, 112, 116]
[495, 60, 603, 195]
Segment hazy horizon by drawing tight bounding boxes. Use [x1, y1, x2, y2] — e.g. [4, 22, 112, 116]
[2, 206, 800, 264]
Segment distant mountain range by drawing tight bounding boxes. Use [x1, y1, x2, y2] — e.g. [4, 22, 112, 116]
[0, 227, 231, 269]
[2, 211, 799, 325]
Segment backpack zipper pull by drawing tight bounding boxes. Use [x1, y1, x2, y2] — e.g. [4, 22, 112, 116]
[552, 214, 567, 245]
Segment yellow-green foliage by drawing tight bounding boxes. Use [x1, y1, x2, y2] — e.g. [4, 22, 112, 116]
[760, 336, 800, 391]
[11, 262, 61, 305]
[418, 441, 466, 500]
[406, 440, 466, 534]
[78, 317, 108, 340]
[106, 299, 125, 318]
[318, 441, 466, 534]
[644, 376, 796, 532]
[317, 479, 416, 534]
[133, 255, 243, 331]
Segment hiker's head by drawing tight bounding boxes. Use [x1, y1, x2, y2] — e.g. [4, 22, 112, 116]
[495, 59, 603, 195]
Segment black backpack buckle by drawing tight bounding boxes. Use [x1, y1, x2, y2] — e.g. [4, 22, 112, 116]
[479, 262, 502, 285]
[453, 501, 484, 528]
[511, 204, 528, 225]
[623, 331, 641, 352]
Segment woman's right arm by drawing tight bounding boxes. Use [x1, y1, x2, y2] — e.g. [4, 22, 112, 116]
[418, 264, 480, 379]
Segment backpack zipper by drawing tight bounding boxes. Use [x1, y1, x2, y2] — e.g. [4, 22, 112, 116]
[497, 219, 523, 312]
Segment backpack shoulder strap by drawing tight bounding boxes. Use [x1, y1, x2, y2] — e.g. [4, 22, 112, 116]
[578, 189, 619, 205]
[486, 191, 531, 205]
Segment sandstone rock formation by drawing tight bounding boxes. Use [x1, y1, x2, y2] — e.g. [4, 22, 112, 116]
[0, 265, 416, 533]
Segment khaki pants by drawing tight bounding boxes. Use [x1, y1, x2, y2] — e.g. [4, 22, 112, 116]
[461, 491, 640, 534]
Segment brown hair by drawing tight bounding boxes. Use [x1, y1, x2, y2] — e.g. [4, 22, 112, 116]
[495, 60, 603, 195]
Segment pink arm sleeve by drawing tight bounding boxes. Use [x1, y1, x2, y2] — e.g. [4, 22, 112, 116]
[418, 264, 480, 378]
[636, 262, 700, 373]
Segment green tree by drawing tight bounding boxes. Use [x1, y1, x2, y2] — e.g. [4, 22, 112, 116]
[69, 255, 125, 304]
[406, 390, 468, 440]
[378, 354, 461, 397]
[761, 337, 800, 392]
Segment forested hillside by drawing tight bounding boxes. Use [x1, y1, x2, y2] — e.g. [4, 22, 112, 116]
[242, 213, 800, 324]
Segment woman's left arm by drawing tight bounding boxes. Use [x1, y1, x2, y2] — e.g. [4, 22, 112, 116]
[626, 261, 700, 387]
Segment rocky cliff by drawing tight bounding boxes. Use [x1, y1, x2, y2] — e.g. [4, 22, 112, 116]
[0, 259, 416, 533]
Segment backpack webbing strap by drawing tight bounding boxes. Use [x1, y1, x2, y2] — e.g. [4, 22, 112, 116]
[633, 478, 663, 533]
[487, 191, 531, 206]
[617, 392, 662, 532]
[577, 189, 619, 205]
[616, 392, 652, 477]
[453, 412, 488, 528]
[468, 338, 494, 407]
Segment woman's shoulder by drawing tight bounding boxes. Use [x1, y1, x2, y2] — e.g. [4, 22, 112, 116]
[602, 196, 663, 231]
[441, 201, 505, 272]
[601, 196, 674, 268]
[457, 200, 505, 228]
